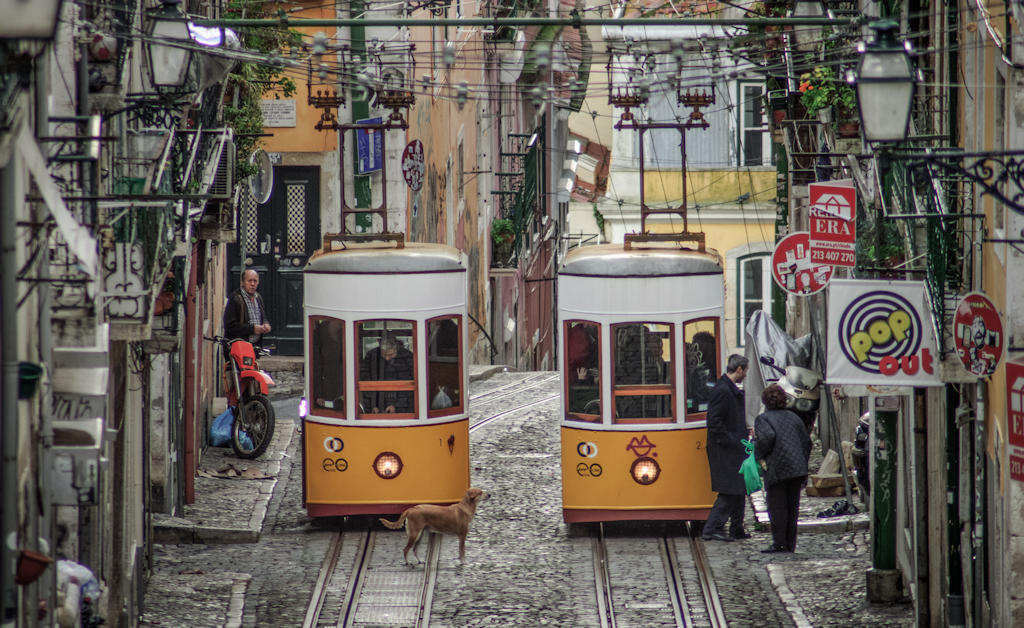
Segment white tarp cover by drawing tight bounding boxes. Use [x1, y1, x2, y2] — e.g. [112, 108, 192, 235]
[743, 309, 813, 425]
[827, 279, 942, 386]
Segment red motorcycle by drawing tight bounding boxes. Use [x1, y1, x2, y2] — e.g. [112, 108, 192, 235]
[217, 336, 276, 459]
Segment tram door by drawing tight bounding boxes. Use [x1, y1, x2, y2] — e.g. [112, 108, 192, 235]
[230, 166, 320, 355]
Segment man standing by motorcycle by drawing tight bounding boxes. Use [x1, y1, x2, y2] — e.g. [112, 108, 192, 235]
[224, 269, 271, 346]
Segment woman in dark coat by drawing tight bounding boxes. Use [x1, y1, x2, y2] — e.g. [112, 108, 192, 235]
[754, 383, 812, 553]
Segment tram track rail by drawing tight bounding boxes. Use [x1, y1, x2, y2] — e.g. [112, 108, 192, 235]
[304, 375, 559, 627]
[588, 522, 726, 627]
[468, 372, 557, 401]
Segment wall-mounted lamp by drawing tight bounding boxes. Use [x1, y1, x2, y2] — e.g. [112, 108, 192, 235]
[853, 20, 916, 143]
[0, 0, 64, 40]
[145, 0, 194, 90]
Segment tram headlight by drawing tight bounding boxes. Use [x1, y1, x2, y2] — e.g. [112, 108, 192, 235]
[373, 452, 403, 479]
[630, 456, 660, 485]
[298, 397, 308, 418]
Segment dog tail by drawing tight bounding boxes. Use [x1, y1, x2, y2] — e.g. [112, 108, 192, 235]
[379, 512, 407, 530]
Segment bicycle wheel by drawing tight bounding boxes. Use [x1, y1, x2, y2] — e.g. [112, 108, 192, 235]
[231, 394, 276, 459]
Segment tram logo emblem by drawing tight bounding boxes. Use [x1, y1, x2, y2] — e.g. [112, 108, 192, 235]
[577, 441, 598, 458]
[323, 437, 345, 453]
[626, 435, 656, 458]
[576, 462, 603, 477]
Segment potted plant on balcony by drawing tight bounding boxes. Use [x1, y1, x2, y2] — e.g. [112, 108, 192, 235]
[798, 65, 859, 137]
[491, 218, 516, 267]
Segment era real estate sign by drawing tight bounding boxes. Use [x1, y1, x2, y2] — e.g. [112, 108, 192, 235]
[1006, 357, 1024, 481]
[809, 181, 856, 267]
[827, 279, 942, 387]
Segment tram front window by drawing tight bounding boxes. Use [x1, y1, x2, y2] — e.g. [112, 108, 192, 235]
[358, 321, 416, 417]
[428, 316, 462, 416]
[613, 323, 672, 422]
[684, 319, 719, 420]
[565, 321, 600, 420]
[310, 317, 344, 415]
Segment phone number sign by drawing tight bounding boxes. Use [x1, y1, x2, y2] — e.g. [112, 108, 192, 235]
[809, 182, 857, 267]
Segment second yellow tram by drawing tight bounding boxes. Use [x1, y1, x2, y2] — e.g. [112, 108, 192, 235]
[558, 243, 725, 522]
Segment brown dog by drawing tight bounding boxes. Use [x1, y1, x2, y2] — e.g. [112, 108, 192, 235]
[379, 487, 489, 564]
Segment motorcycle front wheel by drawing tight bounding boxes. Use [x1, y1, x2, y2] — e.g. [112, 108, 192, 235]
[232, 395, 276, 459]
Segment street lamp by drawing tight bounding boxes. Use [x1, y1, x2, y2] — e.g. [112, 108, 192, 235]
[0, 0, 64, 40]
[146, 0, 194, 90]
[853, 20, 917, 143]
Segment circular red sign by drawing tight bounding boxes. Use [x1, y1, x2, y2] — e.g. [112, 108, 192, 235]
[771, 231, 833, 296]
[953, 292, 1003, 377]
[401, 139, 424, 192]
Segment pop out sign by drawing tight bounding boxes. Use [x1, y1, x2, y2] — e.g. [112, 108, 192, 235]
[1006, 357, 1024, 482]
[809, 182, 857, 267]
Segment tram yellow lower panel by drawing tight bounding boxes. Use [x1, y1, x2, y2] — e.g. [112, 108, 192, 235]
[561, 425, 715, 522]
[304, 418, 470, 516]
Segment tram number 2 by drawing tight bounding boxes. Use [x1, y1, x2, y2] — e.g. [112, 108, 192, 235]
[576, 462, 603, 478]
[322, 457, 349, 472]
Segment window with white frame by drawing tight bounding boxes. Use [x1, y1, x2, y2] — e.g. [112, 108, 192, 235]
[738, 82, 771, 167]
[737, 253, 771, 344]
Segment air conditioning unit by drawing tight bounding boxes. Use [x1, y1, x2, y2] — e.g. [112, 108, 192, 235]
[209, 139, 235, 199]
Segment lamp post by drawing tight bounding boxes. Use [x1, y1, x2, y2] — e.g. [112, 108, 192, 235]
[0, 0, 64, 39]
[145, 0, 194, 90]
[853, 20, 916, 143]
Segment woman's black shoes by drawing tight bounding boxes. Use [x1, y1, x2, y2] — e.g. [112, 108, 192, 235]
[761, 545, 789, 553]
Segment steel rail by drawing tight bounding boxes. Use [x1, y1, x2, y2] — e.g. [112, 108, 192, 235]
[468, 373, 559, 402]
[415, 534, 442, 628]
[592, 524, 617, 628]
[659, 536, 691, 627]
[338, 530, 375, 628]
[303, 530, 345, 628]
[688, 529, 727, 628]
[469, 393, 560, 432]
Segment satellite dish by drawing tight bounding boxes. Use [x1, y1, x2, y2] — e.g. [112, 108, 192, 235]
[247, 149, 273, 204]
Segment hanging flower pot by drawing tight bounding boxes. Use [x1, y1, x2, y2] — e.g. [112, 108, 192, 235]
[15, 549, 53, 585]
[18, 362, 43, 400]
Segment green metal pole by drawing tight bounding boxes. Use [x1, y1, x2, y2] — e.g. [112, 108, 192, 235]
[872, 404, 898, 569]
[348, 0, 373, 231]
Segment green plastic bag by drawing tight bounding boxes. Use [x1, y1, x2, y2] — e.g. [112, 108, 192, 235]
[739, 439, 763, 494]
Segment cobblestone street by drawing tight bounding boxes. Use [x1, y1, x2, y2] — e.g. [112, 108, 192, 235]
[142, 370, 914, 627]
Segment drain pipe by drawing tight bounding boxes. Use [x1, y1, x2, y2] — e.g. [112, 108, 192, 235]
[1, 151, 23, 625]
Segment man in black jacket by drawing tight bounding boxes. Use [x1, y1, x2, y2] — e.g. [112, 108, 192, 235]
[223, 269, 271, 345]
[702, 354, 750, 542]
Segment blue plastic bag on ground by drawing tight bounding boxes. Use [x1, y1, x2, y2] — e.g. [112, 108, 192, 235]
[210, 408, 234, 447]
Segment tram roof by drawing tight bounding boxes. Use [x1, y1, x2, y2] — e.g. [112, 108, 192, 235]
[559, 243, 722, 277]
[306, 241, 466, 274]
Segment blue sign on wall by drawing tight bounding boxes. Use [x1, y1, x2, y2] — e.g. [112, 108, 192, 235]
[356, 117, 383, 174]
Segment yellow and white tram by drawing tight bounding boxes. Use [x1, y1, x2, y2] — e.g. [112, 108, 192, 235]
[301, 235, 469, 517]
[559, 242, 725, 522]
